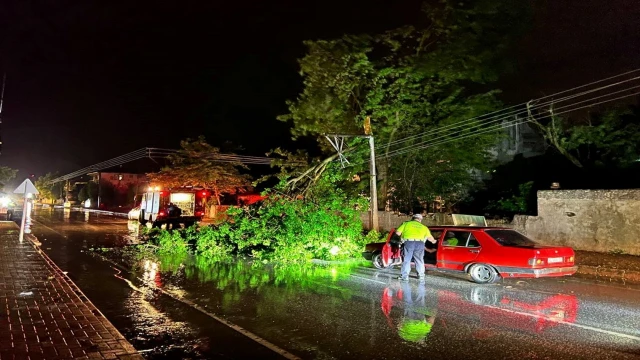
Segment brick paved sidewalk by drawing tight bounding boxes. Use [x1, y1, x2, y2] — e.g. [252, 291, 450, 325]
[0, 222, 143, 360]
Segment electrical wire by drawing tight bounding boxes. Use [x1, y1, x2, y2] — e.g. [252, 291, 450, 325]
[377, 71, 640, 151]
[49, 147, 276, 184]
[382, 83, 640, 159]
[376, 89, 640, 161]
[48, 149, 149, 183]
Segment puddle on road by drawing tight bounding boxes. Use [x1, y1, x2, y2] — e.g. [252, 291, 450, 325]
[97, 246, 617, 359]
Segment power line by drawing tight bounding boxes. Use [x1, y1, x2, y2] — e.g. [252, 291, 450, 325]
[148, 148, 274, 162]
[48, 148, 149, 183]
[378, 89, 640, 160]
[378, 70, 640, 151]
[48, 148, 277, 184]
[147, 149, 274, 164]
[383, 83, 640, 159]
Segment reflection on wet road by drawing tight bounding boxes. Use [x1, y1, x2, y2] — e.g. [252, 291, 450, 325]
[32, 209, 640, 359]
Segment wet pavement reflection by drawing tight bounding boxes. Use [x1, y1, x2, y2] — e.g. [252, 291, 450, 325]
[29, 209, 640, 359]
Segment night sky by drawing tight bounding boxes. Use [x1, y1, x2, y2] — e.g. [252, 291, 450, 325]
[0, 0, 639, 186]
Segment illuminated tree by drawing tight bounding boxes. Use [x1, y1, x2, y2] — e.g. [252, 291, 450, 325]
[148, 136, 252, 206]
[35, 172, 64, 202]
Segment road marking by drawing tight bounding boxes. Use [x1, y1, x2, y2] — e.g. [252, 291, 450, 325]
[349, 274, 386, 284]
[93, 252, 301, 360]
[31, 218, 66, 236]
[483, 304, 640, 342]
[147, 283, 302, 360]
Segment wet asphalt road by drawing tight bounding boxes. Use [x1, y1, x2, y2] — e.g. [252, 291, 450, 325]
[30, 209, 640, 360]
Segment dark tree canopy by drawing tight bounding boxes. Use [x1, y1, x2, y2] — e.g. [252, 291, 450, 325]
[278, 0, 530, 210]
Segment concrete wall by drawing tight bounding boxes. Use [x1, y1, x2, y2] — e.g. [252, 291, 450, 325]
[513, 190, 640, 255]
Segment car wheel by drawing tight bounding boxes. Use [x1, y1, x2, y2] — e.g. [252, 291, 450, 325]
[468, 287, 499, 306]
[468, 263, 500, 284]
[139, 210, 147, 225]
[372, 253, 386, 269]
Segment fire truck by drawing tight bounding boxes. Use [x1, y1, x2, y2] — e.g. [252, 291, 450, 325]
[138, 187, 207, 228]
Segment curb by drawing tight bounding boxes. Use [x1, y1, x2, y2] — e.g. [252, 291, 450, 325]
[576, 265, 640, 284]
[72, 207, 129, 218]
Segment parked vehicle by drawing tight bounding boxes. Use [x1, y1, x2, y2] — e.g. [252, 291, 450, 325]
[0, 194, 16, 220]
[138, 188, 207, 228]
[362, 226, 577, 284]
[128, 206, 141, 220]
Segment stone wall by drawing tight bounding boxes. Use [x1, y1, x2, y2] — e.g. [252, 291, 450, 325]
[513, 189, 640, 255]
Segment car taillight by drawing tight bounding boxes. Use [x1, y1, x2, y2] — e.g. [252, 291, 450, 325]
[567, 256, 574, 263]
[528, 258, 545, 266]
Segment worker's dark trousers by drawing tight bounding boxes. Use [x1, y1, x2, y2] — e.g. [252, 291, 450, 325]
[401, 241, 425, 278]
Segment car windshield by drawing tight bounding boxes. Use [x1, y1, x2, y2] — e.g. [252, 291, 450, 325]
[486, 230, 537, 247]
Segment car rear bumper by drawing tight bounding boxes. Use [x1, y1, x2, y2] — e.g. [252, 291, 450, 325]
[362, 251, 373, 261]
[496, 266, 578, 278]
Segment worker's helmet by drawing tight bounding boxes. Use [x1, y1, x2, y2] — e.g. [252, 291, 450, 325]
[412, 214, 423, 221]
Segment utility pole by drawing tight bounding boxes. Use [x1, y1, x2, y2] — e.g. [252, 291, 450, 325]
[367, 134, 379, 231]
[97, 172, 101, 209]
[325, 116, 379, 231]
[0, 73, 6, 155]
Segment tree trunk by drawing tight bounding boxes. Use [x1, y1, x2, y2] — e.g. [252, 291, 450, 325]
[526, 102, 583, 168]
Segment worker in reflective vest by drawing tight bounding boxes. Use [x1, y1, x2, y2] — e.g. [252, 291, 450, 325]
[395, 214, 436, 282]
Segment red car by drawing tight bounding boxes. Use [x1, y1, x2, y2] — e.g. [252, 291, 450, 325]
[362, 226, 577, 283]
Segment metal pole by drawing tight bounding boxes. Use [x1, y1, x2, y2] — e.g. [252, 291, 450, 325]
[0, 73, 6, 155]
[97, 172, 101, 209]
[368, 136, 379, 231]
[19, 193, 27, 242]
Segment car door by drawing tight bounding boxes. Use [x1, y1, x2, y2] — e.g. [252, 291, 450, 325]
[438, 230, 481, 271]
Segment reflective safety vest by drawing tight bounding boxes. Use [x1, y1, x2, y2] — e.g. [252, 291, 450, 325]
[397, 221, 431, 242]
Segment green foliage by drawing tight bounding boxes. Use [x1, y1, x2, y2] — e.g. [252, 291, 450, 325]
[78, 181, 99, 202]
[35, 172, 63, 202]
[0, 166, 18, 190]
[278, 0, 529, 210]
[562, 107, 640, 167]
[529, 105, 640, 169]
[221, 164, 369, 262]
[147, 164, 372, 263]
[154, 227, 192, 255]
[194, 225, 234, 260]
[148, 136, 252, 205]
[486, 181, 534, 214]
